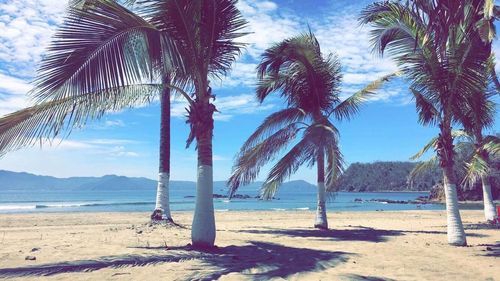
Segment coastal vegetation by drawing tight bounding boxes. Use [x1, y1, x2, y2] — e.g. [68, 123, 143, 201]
[0, 0, 498, 251]
[227, 31, 394, 229]
[0, 0, 247, 247]
[339, 161, 440, 192]
[360, 0, 498, 246]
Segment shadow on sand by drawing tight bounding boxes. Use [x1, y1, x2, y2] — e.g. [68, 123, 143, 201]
[237, 226, 403, 243]
[478, 241, 500, 257]
[236, 225, 488, 241]
[342, 274, 396, 281]
[0, 241, 351, 280]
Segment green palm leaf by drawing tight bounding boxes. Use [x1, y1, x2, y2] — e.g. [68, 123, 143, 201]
[227, 123, 301, 196]
[260, 136, 316, 200]
[0, 84, 162, 155]
[239, 108, 307, 154]
[32, 1, 162, 102]
[331, 72, 399, 121]
[143, 0, 248, 86]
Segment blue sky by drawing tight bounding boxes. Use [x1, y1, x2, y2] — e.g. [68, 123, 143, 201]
[0, 0, 499, 183]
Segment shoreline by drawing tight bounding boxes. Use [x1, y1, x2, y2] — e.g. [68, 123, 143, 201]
[0, 210, 498, 280]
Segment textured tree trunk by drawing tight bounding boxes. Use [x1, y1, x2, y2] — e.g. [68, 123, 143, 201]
[481, 175, 497, 221]
[191, 99, 216, 247]
[314, 152, 328, 229]
[151, 83, 172, 221]
[442, 165, 467, 246]
[437, 118, 466, 246]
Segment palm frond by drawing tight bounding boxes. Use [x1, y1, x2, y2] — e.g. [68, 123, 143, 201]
[331, 72, 399, 121]
[256, 31, 342, 111]
[239, 108, 306, 154]
[410, 136, 439, 160]
[408, 156, 439, 184]
[32, 1, 162, 103]
[462, 153, 490, 187]
[411, 130, 471, 161]
[0, 84, 161, 156]
[260, 137, 316, 199]
[483, 139, 500, 158]
[324, 142, 344, 193]
[410, 87, 440, 125]
[227, 123, 300, 196]
[144, 0, 247, 89]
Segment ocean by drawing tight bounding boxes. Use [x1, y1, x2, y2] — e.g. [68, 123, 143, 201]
[0, 184, 444, 214]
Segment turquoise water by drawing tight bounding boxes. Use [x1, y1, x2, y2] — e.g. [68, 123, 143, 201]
[0, 184, 444, 213]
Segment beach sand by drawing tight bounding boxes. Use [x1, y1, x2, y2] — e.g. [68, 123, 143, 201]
[0, 210, 498, 280]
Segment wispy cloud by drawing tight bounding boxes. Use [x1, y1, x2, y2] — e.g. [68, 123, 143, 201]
[0, 72, 31, 95]
[104, 119, 125, 128]
[171, 93, 275, 121]
[0, 0, 65, 71]
[220, 0, 403, 103]
[0, 0, 408, 120]
[32, 137, 141, 158]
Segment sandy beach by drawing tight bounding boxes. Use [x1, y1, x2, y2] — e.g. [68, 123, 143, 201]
[0, 210, 498, 280]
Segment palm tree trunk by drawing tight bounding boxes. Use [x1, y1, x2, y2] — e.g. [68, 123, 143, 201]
[314, 152, 328, 229]
[442, 162, 467, 246]
[481, 175, 497, 221]
[437, 118, 467, 246]
[152, 84, 172, 221]
[191, 100, 216, 247]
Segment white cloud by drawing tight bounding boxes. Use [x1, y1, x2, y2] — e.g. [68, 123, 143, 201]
[104, 119, 125, 128]
[313, 16, 398, 86]
[29, 137, 141, 158]
[223, 0, 402, 103]
[86, 139, 139, 145]
[236, 0, 301, 59]
[0, 0, 405, 122]
[0, 72, 32, 116]
[0, 72, 31, 95]
[212, 62, 258, 88]
[0, 0, 66, 67]
[0, 94, 30, 116]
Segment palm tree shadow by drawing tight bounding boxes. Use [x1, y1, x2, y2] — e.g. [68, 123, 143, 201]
[237, 225, 488, 241]
[478, 241, 500, 257]
[237, 226, 403, 243]
[342, 274, 396, 281]
[0, 242, 351, 280]
[188, 241, 351, 280]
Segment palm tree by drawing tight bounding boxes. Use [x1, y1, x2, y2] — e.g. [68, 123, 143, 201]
[360, 0, 493, 246]
[0, 0, 247, 247]
[143, 0, 247, 247]
[151, 76, 173, 222]
[457, 66, 499, 221]
[228, 32, 393, 229]
[0, 0, 181, 222]
[410, 129, 500, 221]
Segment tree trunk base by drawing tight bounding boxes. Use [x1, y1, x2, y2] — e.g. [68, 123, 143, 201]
[314, 223, 328, 230]
[448, 241, 467, 247]
[150, 209, 173, 222]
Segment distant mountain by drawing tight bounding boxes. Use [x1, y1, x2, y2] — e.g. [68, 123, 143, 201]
[338, 161, 441, 192]
[0, 170, 315, 194]
[0, 170, 156, 191]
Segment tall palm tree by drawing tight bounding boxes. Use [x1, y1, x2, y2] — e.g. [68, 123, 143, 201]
[143, 0, 247, 247]
[0, 0, 247, 247]
[457, 64, 499, 221]
[360, 0, 493, 246]
[151, 76, 173, 222]
[228, 32, 393, 229]
[410, 129, 500, 221]
[0, 0, 181, 222]
[462, 134, 500, 222]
